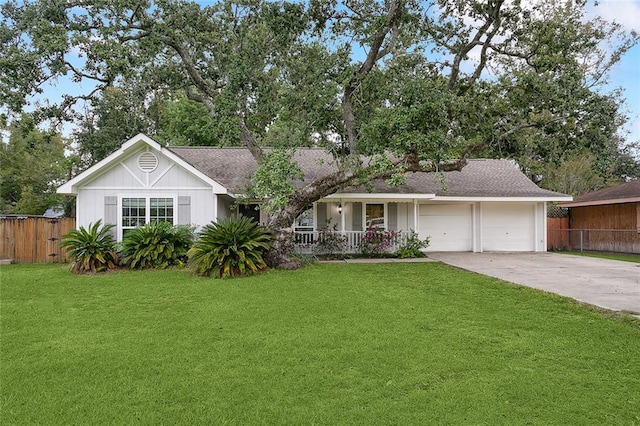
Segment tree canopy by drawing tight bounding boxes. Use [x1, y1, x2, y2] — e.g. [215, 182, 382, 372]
[0, 117, 70, 215]
[1, 0, 638, 259]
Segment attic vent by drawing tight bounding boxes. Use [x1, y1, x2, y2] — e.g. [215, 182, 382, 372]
[137, 152, 158, 172]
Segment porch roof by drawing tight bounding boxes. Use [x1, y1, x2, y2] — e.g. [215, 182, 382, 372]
[168, 147, 568, 199]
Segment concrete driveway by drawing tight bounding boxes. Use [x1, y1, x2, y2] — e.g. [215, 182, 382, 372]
[427, 252, 640, 314]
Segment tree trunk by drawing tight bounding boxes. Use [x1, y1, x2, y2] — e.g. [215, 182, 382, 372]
[263, 156, 467, 269]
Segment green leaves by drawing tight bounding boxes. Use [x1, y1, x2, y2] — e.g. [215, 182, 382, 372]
[0, 119, 68, 214]
[187, 216, 272, 278]
[60, 220, 118, 274]
[248, 150, 304, 213]
[120, 222, 194, 269]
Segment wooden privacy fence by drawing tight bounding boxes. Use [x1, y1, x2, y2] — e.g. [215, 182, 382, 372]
[547, 217, 569, 250]
[0, 216, 76, 263]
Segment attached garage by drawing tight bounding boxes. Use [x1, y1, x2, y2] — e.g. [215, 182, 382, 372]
[419, 204, 473, 251]
[59, 135, 571, 253]
[481, 203, 535, 251]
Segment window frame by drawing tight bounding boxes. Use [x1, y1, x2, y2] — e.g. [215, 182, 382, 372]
[118, 195, 177, 241]
[364, 202, 387, 230]
[294, 205, 315, 232]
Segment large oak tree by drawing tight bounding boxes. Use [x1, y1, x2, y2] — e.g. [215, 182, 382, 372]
[1, 0, 637, 265]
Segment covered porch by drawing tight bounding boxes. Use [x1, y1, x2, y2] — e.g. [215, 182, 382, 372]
[291, 196, 550, 254]
[292, 195, 433, 254]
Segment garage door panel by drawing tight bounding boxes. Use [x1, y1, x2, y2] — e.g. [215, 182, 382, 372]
[482, 204, 534, 251]
[419, 204, 472, 251]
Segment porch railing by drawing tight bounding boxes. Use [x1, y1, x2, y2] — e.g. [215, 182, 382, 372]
[293, 230, 408, 254]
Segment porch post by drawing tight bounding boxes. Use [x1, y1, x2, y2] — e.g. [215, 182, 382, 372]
[413, 199, 419, 231]
[313, 202, 317, 231]
[212, 193, 218, 222]
[340, 199, 345, 233]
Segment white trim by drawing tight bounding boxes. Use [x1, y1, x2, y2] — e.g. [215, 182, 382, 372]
[432, 196, 573, 202]
[323, 193, 436, 200]
[364, 202, 387, 230]
[117, 194, 177, 241]
[70, 186, 213, 191]
[119, 162, 146, 187]
[150, 162, 176, 187]
[58, 133, 229, 195]
[213, 194, 218, 222]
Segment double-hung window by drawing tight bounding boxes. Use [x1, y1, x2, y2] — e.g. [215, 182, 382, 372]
[294, 207, 314, 232]
[365, 203, 385, 229]
[121, 197, 174, 238]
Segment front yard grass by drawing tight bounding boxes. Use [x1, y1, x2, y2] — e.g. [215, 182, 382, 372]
[1, 263, 639, 424]
[559, 250, 640, 264]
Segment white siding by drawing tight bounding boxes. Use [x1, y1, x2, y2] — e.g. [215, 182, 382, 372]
[395, 202, 415, 232]
[85, 147, 211, 190]
[75, 147, 221, 240]
[217, 196, 236, 221]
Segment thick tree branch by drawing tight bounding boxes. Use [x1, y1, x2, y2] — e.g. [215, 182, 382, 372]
[342, 0, 402, 156]
[447, 0, 504, 91]
[268, 155, 466, 229]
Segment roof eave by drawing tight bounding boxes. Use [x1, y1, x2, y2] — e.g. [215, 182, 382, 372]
[432, 196, 573, 202]
[56, 134, 230, 195]
[558, 196, 640, 208]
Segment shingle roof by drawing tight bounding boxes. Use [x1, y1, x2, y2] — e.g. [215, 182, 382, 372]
[167, 147, 567, 198]
[560, 180, 640, 206]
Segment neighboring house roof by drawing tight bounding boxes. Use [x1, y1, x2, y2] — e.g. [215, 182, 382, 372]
[558, 180, 640, 207]
[43, 207, 65, 218]
[168, 146, 569, 200]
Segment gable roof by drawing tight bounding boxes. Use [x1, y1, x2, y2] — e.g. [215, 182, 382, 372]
[558, 181, 640, 207]
[58, 134, 570, 201]
[57, 134, 228, 194]
[168, 146, 570, 200]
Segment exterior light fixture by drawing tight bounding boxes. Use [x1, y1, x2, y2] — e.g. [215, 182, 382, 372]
[338, 204, 342, 214]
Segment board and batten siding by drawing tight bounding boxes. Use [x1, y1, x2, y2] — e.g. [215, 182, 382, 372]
[75, 147, 219, 238]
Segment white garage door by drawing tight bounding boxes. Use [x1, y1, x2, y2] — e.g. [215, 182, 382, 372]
[419, 204, 472, 251]
[482, 203, 535, 251]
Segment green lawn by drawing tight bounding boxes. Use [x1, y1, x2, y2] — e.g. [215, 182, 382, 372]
[559, 250, 640, 264]
[1, 263, 639, 425]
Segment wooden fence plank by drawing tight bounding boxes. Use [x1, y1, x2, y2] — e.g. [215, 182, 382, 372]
[0, 217, 76, 263]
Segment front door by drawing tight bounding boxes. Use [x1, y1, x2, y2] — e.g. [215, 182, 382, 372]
[239, 203, 261, 224]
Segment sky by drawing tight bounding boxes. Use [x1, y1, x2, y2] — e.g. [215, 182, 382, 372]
[5, 0, 640, 148]
[589, 0, 640, 147]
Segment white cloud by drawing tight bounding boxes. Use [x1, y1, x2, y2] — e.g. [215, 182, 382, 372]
[589, 0, 640, 31]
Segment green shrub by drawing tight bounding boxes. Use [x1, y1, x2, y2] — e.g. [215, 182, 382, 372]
[395, 230, 430, 258]
[60, 220, 119, 274]
[188, 216, 272, 278]
[120, 222, 194, 269]
[359, 227, 400, 257]
[314, 227, 347, 258]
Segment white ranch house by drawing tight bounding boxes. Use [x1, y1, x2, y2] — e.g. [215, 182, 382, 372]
[58, 134, 571, 253]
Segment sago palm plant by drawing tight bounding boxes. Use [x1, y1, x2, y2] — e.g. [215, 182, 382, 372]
[188, 216, 272, 278]
[120, 222, 194, 269]
[60, 220, 118, 273]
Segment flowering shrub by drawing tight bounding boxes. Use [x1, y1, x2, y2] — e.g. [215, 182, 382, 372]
[359, 227, 400, 256]
[314, 225, 347, 257]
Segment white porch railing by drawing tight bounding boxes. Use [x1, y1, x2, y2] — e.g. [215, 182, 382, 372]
[293, 230, 408, 254]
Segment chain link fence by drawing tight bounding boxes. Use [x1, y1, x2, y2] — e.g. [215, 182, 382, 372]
[547, 228, 640, 254]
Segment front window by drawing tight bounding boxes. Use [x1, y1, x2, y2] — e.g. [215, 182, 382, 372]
[295, 207, 314, 231]
[150, 198, 173, 223]
[122, 197, 174, 238]
[366, 203, 385, 229]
